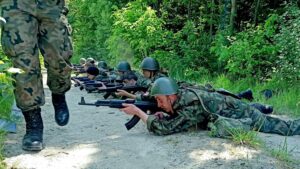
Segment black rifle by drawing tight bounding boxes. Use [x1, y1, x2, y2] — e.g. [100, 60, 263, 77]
[78, 97, 161, 130]
[71, 77, 121, 90]
[71, 77, 94, 88]
[84, 83, 123, 93]
[71, 76, 90, 81]
[95, 85, 148, 99]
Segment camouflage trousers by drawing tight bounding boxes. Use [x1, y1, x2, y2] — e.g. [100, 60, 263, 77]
[207, 95, 300, 137]
[1, 0, 73, 111]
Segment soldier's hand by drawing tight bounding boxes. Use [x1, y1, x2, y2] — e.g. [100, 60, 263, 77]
[116, 89, 130, 97]
[154, 111, 164, 119]
[97, 82, 107, 89]
[121, 103, 142, 116]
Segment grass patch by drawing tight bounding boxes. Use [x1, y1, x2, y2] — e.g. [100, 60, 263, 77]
[267, 137, 300, 168]
[228, 129, 262, 148]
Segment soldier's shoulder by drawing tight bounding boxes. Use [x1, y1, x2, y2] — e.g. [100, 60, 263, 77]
[177, 88, 201, 106]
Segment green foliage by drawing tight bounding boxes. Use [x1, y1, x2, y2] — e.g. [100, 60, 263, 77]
[274, 4, 300, 82]
[68, 0, 121, 63]
[0, 54, 14, 121]
[108, 1, 218, 79]
[211, 14, 279, 79]
[108, 0, 166, 65]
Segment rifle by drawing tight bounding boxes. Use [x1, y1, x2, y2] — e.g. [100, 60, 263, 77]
[71, 77, 122, 88]
[78, 97, 161, 130]
[94, 85, 148, 99]
[71, 77, 93, 88]
[84, 83, 123, 93]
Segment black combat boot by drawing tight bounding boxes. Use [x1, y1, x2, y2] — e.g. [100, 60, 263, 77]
[260, 89, 273, 100]
[237, 89, 254, 101]
[22, 108, 44, 151]
[250, 103, 273, 114]
[52, 93, 69, 126]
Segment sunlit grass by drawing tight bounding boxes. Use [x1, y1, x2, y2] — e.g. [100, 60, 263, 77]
[228, 129, 262, 148]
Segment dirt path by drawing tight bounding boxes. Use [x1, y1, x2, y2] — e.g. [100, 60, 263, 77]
[3, 73, 300, 169]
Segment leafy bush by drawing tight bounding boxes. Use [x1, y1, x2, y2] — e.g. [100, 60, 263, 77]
[107, 0, 166, 65]
[69, 0, 115, 63]
[211, 14, 279, 80]
[108, 1, 217, 80]
[274, 4, 300, 82]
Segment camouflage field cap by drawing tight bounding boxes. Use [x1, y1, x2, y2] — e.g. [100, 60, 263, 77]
[151, 77, 178, 96]
[117, 61, 131, 72]
[140, 57, 159, 71]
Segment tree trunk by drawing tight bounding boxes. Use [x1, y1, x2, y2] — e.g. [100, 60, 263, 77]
[254, 0, 261, 25]
[210, 0, 215, 41]
[229, 0, 236, 34]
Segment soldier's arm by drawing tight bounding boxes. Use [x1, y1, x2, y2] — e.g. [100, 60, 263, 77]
[121, 104, 149, 123]
[146, 104, 206, 135]
[115, 90, 137, 99]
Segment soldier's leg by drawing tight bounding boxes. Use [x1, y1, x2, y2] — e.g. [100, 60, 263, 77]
[218, 96, 299, 136]
[250, 109, 300, 136]
[1, 4, 44, 151]
[37, 4, 73, 126]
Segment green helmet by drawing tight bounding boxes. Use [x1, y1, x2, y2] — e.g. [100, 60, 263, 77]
[117, 61, 131, 72]
[140, 57, 159, 71]
[98, 61, 108, 69]
[150, 77, 178, 96]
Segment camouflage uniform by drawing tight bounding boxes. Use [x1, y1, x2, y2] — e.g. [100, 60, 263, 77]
[1, 0, 73, 111]
[136, 72, 166, 101]
[147, 88, 300, 136]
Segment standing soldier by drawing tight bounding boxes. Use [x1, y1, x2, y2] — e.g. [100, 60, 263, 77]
[1, 1, 73, 151]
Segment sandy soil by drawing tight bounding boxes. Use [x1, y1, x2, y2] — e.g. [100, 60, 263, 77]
[3, 73, 300, 169]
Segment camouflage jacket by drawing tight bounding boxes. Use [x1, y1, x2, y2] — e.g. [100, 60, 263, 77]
[146, 87, 300, 137]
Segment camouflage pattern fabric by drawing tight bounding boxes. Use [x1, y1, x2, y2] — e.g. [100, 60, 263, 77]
[136, 72, 166, 101]
[1, 0, 73, 111]
[134, 71, 149, 88]
[147, 88, 300, 136]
